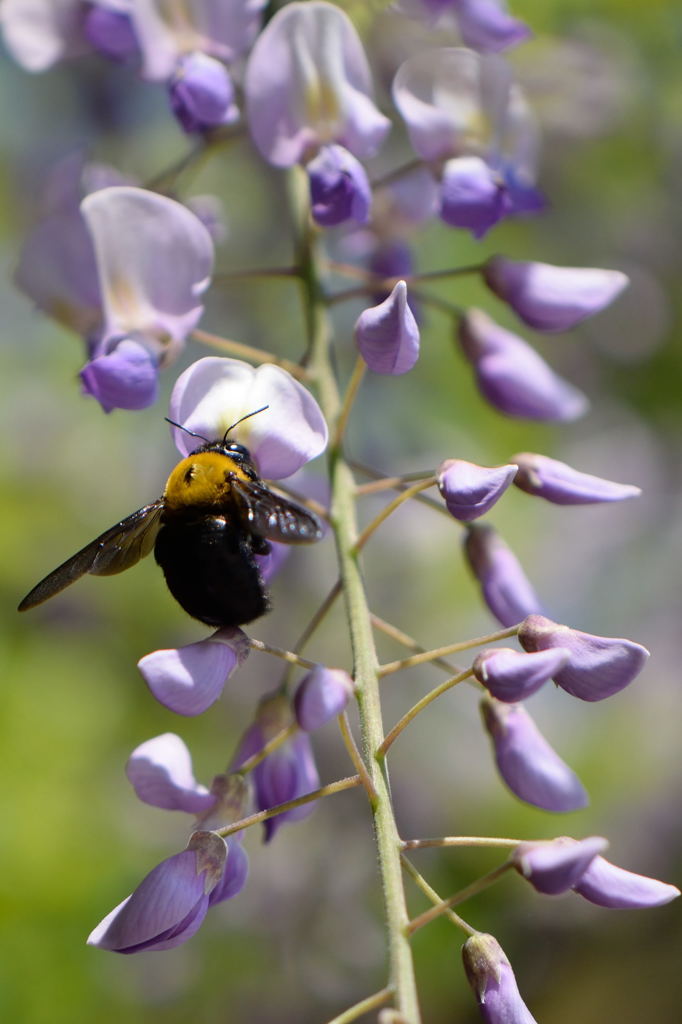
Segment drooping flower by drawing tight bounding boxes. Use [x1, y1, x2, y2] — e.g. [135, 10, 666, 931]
[462, 933, 538, 1024]
[393, 48, 542, 237]
[438, 459, 517, 521]
[168, 357, 328, 480]
[511, 836, 608, 895]
[459, 309, 589, 421]
[231, 692, 320, 842]
[511, 452, 641, 505]
[126, 732, 218, 814]
[80, 186, 215, 411]
[464, 523, 543, 627]
[355, 281, 420, 375]
[480, 697, 589, 811]
[137, 628, 249, 716]
[483, 256, 629, 332]
[398, 0, 532, 54]
[518, 614, 650, 702]
[473, 647, 571, 703]
[294, 665, 354, 731]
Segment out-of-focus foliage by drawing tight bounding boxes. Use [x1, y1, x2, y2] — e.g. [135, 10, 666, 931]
[1, 1, 680, 1021]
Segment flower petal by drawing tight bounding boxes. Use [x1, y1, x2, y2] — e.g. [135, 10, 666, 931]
[438, 458, 517, 521]
[138, 631, 244, 716]
[126, 733, 216, 814]
[512, 836, 608, 895]
[1, 0, 88, 71]
[307, 144, 371, 227]
[439, 156, 506, 237]
[462, 933, 538, 1024]
[80, 336, 159, 413]
[464, 523, 543, 627]
[355, 281, 420, 375]
[511, 452, 641, 505]
[169, 52, 239, 134]
[294, 665, 354, 731]
[473, 647, 571, 702]
[574, 856, 681, 909]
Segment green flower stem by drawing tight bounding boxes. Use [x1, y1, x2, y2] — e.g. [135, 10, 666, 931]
[377, 670, 474, 758]
[191, 327, 310, 380]
[217, 774, 362, 839]
[338, 711, 378, 803]
[234, 722, 299, 777]
[291, 166, 423, 1024]
[352, 477, 438, 553]
[378, 625, 520, 677]
[400, 855, 476, 936]
[407, 863, 513, 936]
[248, 637, 318, 670]
[402, 837, 522, 851]
[370, 614, 462, 677]
[356, 471, 437, 496]
[334, 356, 367, 448]
[324, 987, 394, 1024]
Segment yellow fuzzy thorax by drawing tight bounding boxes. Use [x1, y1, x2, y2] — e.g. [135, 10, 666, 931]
[163, 451, 252, 510]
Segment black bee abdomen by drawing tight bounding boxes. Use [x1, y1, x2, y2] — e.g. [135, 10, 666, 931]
[154, 514, 270, 627]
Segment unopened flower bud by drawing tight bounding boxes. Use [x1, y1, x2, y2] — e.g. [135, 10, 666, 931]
[518, 614, 649, 702]
[169, 53, 239, 134]
[473, 647, 570, 702]
[480, 697, 588, 811]
[84, 5, 139, 62]
[438, 459, 517, 521]
[511, 452, 641, 505]
[464, 523, 542, 627]
[573, 855, 680, 909]
[462, 933, 538, 1024]
[483, 256, 629, 333]
[307, 145, 371, 227]
[439, 156, 505, 237]
[80, 336, 159, 412]
[294, 665, 354, 731]
[512, 836, 608, 895]
[355, 281, 420, 375]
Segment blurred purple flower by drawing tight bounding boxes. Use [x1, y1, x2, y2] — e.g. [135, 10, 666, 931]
[84, 3, 139, 63]
[518, 614, 650, 702]
[462, 933, 538, 1024]
[307, 144, 371, 227]
[473, 647, 571, 702]
[1, 0, 89, 71]
[399, 0, 531, 53]
[355, 281, 420, 375]
[439, 156, 506, 238]
[137, 627, 249, 716]
[438, 458, 517, 521]
[169, 52, 239, 133]
[244, 1, 390, 167]
[168, 357, 328, 480]
[511, 452, 641, 505]
[459, 309, 589, 421]
[294, 665, 354, 731]
[464, 523, 543, 627]
[483, 256, 629, 332]
[512, 836, 608, 895]
[480, 697, 589, 811]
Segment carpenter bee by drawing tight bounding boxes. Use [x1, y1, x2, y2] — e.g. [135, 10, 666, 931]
[18, 409, 323, 627]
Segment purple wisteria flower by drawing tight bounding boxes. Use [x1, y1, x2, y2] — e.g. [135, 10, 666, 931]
[168, 357, 329, 480]
[137, 627, 249, 716]
[399, 0, 532, 53]
[354, 281, 420, 375]
[462, 933, 538, 1024]
[294, 665, 354, 732]
[464, 523, 543, 627]
[169, 52, 239, 133]
[473, 647, 571, 703]
[307, 144, 372, 227]
[393, 48, 543, 237]
[573, 854, 680, 909]
[511, 836, 608, 895]
[231, 692, 321, 842]
[459, 309, 589, 421]
[84, 2, 138, 63]
[518, 614, 650, 702]
[483, 256, 629, 332]
[80, 186, 215, 411]
[511, 452, 641, 505]
[480, 697, 589, 811]
[0, 0, 90, 71]
[126, 732, 217, 814]
[438, 459, 517, 521]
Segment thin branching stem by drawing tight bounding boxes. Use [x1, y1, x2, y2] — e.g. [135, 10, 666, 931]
[378, 625, 519, 677]
[371, 615, 462, 677]
[234, 723, 298, 776]
[377, 670, 474, 758]
[338, 711, 378, 805]
[402, 837, 522, 851]
[248, 637, 318, 670]
[407, 863, 513, 936]
[356, 471, 436, 496]
[400, 855, 475, 936]
[334, 356, 367, 449]
[324, 987, 394, 1024]
[217, 774, 362, 839]
[191, 327, 310, 380]
[353, 477, 438, 553]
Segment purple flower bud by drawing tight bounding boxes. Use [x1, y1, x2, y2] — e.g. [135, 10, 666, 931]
[455, 0, 533, 53]
[80, 335, 159, 412]
[231, 693, 320, 842]
[459, 309, 589, 421]
[439, 156, 506, 238]
[83, 5, 139, 63]
[169, 52, 239, 134]
[473, 647, 570, 702]
[464, 523, 543, 628]
[294, 665, 354, 731]
[511, 452, 641, 505]
[137, 628, 249, 716]
[87, 831, 227, 953]
[355, 281, 420, 375]
[480, 697, 589, 811]
[518, 614, 650, 702]
[126, 733, 217, 815]
[574, 855, 680, 909]
[307, 144, 371, 227]
[512, 836, 608, 895]
[438, 459, 517, 521]
[483, 256, 629, 333]
[462, 933, 538, 1024]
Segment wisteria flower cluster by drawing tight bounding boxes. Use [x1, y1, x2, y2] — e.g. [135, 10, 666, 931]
[6, 1, 677, 1022]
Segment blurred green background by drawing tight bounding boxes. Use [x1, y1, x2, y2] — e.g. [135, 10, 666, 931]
[1, 1, 681, 1021]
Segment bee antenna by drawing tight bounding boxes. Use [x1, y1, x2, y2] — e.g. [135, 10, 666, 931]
[222, 405, 270, 443]
[164, 417, 210, 444]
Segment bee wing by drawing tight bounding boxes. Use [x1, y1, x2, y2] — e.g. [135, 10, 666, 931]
[230, 479, 323, 544]
[18, 499, 165, 611]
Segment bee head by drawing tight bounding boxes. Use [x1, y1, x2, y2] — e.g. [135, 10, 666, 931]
[165, 406, 269, 459]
